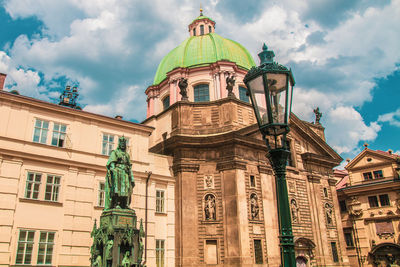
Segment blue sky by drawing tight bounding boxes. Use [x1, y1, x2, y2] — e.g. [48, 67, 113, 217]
[0, 0, 399, 164]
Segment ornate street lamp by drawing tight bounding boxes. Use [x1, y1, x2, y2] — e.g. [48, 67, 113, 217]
[244, 44, 295, 267]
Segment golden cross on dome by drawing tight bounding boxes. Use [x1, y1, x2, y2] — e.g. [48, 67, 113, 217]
[200, 3, 203, 16]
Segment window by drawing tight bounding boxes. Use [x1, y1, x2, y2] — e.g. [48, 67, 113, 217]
[344, 232, 354, 247]
[205, 240, 218, 264]
[368, 196, 379, 208]
[200, 25, 204, 35]
[98, 182, 105, 207]
[16, 230, 35, 264]
[254, 239, 263, 264]
[193, 29, 196, 36]
[373, 170, 383, 179]
[250, 175, 256, 188]
[369, 194, 390, 208]
[323, 187, 329, 198]
[25, 172, 42, 199]
[37, 232, 55, 265]
[194, 84, 210, 102]
[285, 140, 294, 167]
[102, 134, 114, 155]
[33, 119, 49, 144]
[379, 194, 390, 206]
[208, 25, 212, 33]
[363, 172, 373, 180]
[339, 200, 347, 212]
[162, 95, 170, 110]
[45, 175, 61, 202]
[331, 242, 339, 262]
[239, 86, 249, 103]
[156, 239, 165, 267]
[156, 190, 165, 213]
[51, 123, 66, 147]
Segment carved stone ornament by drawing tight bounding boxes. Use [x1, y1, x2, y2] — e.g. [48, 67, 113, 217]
[396, 191, 400, 210]
[313, 107, 322, 125]
[288, 181, 296, 193]
[204, 175, 214, 189]
[250, 193, 260, 220]
[226, 74, 236, 98]
[204, 194, 216, 220]
[348, 196, 363, 217]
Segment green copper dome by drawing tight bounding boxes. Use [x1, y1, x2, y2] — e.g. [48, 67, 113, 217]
[153, 33, 256, 85]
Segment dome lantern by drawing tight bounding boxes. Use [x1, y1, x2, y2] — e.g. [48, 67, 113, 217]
[188, 9, 215, 37]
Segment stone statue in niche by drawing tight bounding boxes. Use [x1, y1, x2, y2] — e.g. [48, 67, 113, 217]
[105, 238, 114, 267]
[250, 194, 259, 220]
[291, 198, 299, 223]
[226, 74, 236, 97]
[178, 78, 188, 101]
[204, 175, 213, 189]
[325, 203, 333, 225]
[204, 194, 216, 220]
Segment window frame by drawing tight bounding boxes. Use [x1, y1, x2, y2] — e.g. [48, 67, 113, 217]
[339, 200, 347, 212]
[368, 195, 379, 208]
[25, 172, 42, 200]
[156, 239, 165, 267]
[33, 119, 49, 144]
[344, 231, 354, 247]
[239, 86, 249, 103]
[98, 182, 105, 207]
[156, 190, 165, 213]
[363, 172, 373, 180]
[102, 133, 115, 156]
[16, 229, 35, 265]
[253, 239, 263, 264]
[162, 95, 170, 111]
[249, 175, 256, 188]
[37, 231, 55, 265]
[331, 242, 339, 262]
[373, 170, 383, 179]
[200, 24, 204, 35]
[193, 84, 210, 102]
[379, 194, 390, 207]
[44, 175, 61, 202]
[51, 123, 67, 147]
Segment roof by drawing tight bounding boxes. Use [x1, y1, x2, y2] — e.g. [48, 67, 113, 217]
[335, 169, 349, 190]
[191, 15, 215, 24]
[153, 33, 256, 85]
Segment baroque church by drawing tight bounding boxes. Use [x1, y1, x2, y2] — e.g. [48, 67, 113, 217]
[0, 10, 350, 267]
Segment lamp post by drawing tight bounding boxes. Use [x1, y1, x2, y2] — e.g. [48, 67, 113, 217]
[244, 44, 296, 267]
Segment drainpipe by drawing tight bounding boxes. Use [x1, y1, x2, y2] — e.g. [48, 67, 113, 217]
[143, 171, 152, 266]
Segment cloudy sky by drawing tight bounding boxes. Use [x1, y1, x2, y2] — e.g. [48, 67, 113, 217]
[1, 0, 399, 164]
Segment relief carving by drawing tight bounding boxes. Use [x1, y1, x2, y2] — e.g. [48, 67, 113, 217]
[288, 181, 296, 193]
[204, 194, 216, 220]
[348, 196, 363, 217]
[204, 175, 214, 189]
[250, 193, 260, 220]
[325, 203, 333, 225]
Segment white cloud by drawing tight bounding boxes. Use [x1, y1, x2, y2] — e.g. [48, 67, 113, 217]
[325, 106, 381, 154]
[377, 108, 400, 127]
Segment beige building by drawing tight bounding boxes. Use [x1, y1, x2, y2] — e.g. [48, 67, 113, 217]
[0, 88, 175, 267]
[336, 147, 400, 266]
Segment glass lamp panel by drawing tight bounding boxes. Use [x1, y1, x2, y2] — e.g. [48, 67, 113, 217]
[287, 84, 293, 123]
[266, 73, 287, 124]
[247, 75, 267, 126]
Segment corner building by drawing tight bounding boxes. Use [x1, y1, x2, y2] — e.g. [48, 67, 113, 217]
[143, 13, 350, 266]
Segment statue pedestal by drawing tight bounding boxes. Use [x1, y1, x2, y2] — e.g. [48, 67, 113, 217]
[91, 208, 145, 267]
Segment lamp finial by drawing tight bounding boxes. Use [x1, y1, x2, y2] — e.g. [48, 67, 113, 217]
[258, 43, 275, 65]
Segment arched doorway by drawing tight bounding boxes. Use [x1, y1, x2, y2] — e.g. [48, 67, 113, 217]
[296, 256, 307, 267]
[369, 242, 400, 266]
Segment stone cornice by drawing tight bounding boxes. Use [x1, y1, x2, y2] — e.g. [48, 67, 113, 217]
[257, 165, 273, 175]
[216, 159, 246, 171]
[301, 152, 341, 168]
[172, 162, 200, 175]
[307, 174, 322, 183]
[328, 178, 337, 186]
[0, 91, 154, 135]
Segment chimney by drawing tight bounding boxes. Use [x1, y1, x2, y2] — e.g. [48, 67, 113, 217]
[0, 73, 6, 90]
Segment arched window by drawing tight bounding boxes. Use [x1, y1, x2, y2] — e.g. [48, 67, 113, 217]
[193, 29, 196, 36]
[162, 95, 170, 110]
[239, 86, 249, 103]
[209, 25, 212, 33]
[200, 25, 204, 35]
[194, 84, 209, 102]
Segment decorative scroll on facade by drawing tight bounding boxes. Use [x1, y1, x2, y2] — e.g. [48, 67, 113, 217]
[204, 194, 216, 220]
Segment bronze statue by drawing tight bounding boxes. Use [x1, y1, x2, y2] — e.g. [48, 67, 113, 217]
[178, 78, 188, 101]
[121, 251, 131, 267]
[226, 74, 236, 97]
[313, 107, 322, 125]
[105, 136, 135, 209]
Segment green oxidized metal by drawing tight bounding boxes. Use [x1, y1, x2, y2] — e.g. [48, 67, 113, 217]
[153, 33, 256, 85]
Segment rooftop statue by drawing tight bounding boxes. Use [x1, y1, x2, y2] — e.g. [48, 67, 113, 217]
[105, 136, 135, 209]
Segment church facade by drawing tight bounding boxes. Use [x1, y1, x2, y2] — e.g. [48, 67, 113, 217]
[143, 12, 350, 267]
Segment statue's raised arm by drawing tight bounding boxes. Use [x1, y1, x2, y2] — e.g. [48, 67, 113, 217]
[105, 136, 135, 209]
